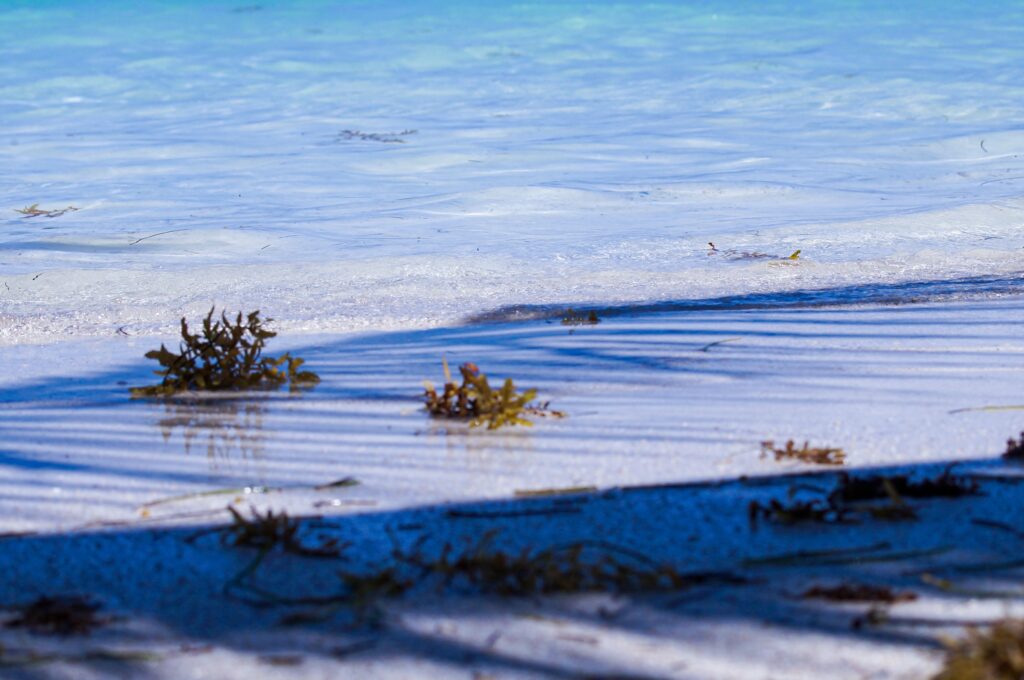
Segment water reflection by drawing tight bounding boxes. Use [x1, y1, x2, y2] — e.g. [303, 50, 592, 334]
[157, 400, 267, 462]
[414, 424, 536, 471]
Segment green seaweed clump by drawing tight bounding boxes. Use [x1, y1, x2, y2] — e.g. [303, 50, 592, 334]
[423, 359, 563, 430]
[935, 619, 1024, 680]
[131, 308, 319, 398]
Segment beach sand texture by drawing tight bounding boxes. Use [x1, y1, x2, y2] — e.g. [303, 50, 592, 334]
[3, 1, 1024, 677]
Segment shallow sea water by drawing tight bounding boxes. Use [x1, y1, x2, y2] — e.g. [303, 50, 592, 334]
[2, 0, 1024, 342]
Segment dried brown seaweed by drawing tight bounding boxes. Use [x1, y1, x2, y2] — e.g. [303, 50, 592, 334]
[4, 596, 106, 636]
[1004, 432, 1024, 461]
[830, 468, 979, 505]
[514, 485, 597, 497]
[707, 242, 801, 261]
[748, 469, 972, 528]
[337, 129, 416, 143]
[802, 583, 917, 603]
[561, 309, 601, 326]
[392, 532, 738, 598]
[761, 439, 846, 466]
[221, 506, 342, 558]
[232, 530, 741, 615]
[935, 619, 1024, 680]
[748, 497, 850, 527]
[15, 204, 78, 218]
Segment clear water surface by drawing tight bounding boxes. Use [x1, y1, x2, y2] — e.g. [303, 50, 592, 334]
[2, 0, 1024, 341]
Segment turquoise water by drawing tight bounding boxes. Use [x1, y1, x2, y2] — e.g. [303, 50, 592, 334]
[2, 1, 1024, 340]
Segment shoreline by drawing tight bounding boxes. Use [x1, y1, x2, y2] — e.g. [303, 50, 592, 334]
[2, 294, 1024, 677]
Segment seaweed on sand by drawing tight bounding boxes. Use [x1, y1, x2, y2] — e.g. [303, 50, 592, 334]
[230, 530, 742, 616]
[1004, 432, 1024, 461]
[860, 481, 919, 521]
[4, 596, 106, 636]
[801, 583, 916, 603]
[423, 359, 564, 429]
[221, 506, 342, 558]
[829, 468, 980, 505]
[131, 308, 319, 398]
[328, 533, 742, 617]
[14, 204, 78, 218]
[761, 439, 846, 466]
[561, 308, 601, 326]
[748, 469, 975, 528]
[397, 532, 703, 596]
[707, 242, 801, 261]
[935, 619, 1024, 680]
[336, 129, 416, 143]
[748, 497, 850, 527]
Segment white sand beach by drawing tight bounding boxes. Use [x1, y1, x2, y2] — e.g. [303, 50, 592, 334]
[3, 291, 1024, 678]
[4, 1, 1024, 677]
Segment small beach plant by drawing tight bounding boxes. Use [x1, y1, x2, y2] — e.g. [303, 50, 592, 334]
[422, 359, 562, 430]
[131, 308, 319, 397]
